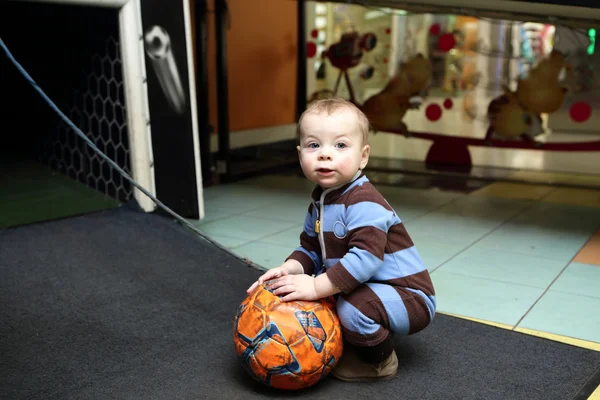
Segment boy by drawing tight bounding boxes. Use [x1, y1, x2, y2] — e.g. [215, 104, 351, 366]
[246, 98, 436, 382]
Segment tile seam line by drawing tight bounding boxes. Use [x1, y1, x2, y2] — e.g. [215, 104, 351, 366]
[512, 189, 599, 330]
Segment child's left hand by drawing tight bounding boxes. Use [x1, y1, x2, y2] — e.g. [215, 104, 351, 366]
[265, 274, 318, 302]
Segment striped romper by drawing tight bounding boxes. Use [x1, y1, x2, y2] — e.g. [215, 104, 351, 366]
[287, 173, 436, 348]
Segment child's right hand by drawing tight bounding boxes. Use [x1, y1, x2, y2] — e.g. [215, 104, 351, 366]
[246, 260, 303, 295]
[246, 266, 289, 295]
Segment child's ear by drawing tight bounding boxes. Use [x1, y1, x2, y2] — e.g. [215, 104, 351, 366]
[297, 145, 301, 157]
[360, 144, 371, 169]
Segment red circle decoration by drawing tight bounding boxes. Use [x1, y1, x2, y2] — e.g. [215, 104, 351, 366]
[426, 104, 443, 121]
[307, 42, 317, 58]
[443, 98, 453, 109]
[311, 29, 319, 38]
[438, 33, 456, 52]
[429, 23, 441, 36]
[569, 102, 592, 122]
[385, 28, 391, 34]
[383, 58, 388, 64]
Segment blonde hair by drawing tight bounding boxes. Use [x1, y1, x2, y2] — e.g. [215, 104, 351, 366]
[297, 97, 370, 144]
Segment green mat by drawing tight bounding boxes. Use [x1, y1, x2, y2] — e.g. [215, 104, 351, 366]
[0, 160, 120, 228]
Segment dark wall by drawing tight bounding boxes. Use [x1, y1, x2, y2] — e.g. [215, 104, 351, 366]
[1, 2, 118, 152]
[0, 2, 132, 201]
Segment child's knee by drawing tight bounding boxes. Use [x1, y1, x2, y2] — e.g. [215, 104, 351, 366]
[336, 287, 387, 337]
[336, 283, 434, 338]
[336, 296, 371, 332]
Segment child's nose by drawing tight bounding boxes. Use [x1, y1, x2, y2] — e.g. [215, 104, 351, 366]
[318, 150, 332, 161]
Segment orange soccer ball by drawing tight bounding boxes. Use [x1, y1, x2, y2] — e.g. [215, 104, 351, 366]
[233, 284, 343, 390]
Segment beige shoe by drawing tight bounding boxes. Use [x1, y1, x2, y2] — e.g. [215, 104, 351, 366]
[331, 346, 398, 382]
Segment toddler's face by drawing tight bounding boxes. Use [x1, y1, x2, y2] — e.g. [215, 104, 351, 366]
[297, 108, 370, 189]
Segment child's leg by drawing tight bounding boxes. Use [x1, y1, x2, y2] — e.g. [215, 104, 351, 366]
[334, 282, 432, 370]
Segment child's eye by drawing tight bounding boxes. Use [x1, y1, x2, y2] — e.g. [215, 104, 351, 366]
[308, 143, 319, 149]
[335, 143, 347, 149]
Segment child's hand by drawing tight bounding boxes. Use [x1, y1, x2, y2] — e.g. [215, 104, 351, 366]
[246, 266, 289, 295]
[246, 260, 304, 295]
[265, 274, 318, 302]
